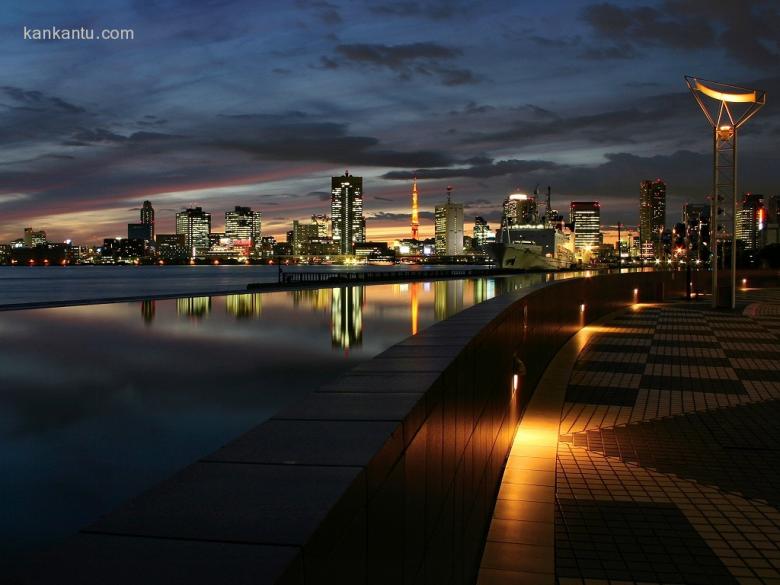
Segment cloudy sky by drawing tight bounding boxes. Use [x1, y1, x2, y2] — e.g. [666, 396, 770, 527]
[0, 0, 778, 244]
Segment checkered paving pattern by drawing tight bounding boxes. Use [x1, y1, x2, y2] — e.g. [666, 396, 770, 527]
[556, 290, 780, 585]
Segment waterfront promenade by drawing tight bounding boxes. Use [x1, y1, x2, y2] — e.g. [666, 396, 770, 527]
[478, 287, 780, 585]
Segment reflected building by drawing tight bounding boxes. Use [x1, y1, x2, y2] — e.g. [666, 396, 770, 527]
[140, 300, 156, 324]
[291, 288, 331, 312]
[434, 280, 464, 321]
[331, 286, 363, 350]
[226, 294, 262, 319]
[177, 296, 211, 318]
[472, 278, 496, 305]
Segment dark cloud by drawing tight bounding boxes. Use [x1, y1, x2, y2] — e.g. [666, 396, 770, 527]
[581, 1, 779, 69]
[448, 102, 495, 116]
[325, 42, 480, 85]
[218, 119, 456, 167]
[1, 86, 85, 114]
[579, 42, 639, 60]
[296, 0, 342, 24]
[382, 158, 560, 180]
[366, 0, 472, 20]
[527, 35, 581, 48]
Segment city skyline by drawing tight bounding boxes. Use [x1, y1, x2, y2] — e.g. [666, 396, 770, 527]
[0, 1, 778, 244]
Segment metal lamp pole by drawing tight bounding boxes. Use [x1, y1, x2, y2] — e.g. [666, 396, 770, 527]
[685, 76, 766, 309]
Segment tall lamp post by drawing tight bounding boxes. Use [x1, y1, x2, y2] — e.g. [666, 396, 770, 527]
[685, 76, 766, 309]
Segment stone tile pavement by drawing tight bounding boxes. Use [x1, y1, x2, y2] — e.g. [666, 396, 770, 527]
[479, 287, 780, 585]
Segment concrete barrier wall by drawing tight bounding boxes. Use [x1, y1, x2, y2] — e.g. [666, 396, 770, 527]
[18, 271, 689, 585]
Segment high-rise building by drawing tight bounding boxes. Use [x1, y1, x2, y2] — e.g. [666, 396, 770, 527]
[434, 187, 464, 256]
[141, 200, 155, 240]
[311, 214, 329, 239]
[127, 223, 153, 242]
[502, 193, 538, 227]
[156, 234, 188, 261]
[683, 203, 710, 260]
[762, 195, 779, 247]
[569, 202, 601, 250]
[225, 206, 262, 250]
[331, 171, 365, 254]
[736, 193, 764, 251]
[291, 220, 320, 255]
[176, 207, 211, 257]
[639, 179, 666, 258]
[473, 216, 494, 249]
[23, 227, 47, 248]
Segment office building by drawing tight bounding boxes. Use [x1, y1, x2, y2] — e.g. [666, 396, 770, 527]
[311, 214, 329, 239]
[640, 179, 666, 258]
[23, 227, 47, 248]
[473, 216, 494, 249]
[502, 193, 538, 227]
[569, 201, 601, 250]
[225, 206, 262, 249]
[127, 223, 153, 242]
[140, 200, 155, 240]
[291, 220, 320, 255]
[176, 207, 211, 257]
[736, 193, 764, 251]
[435, 187, 464, 256]
[331, 171, 365, 254]
[156, 234, 188, 262]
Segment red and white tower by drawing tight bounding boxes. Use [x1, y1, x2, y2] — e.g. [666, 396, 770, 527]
[411, 177, 420, 240]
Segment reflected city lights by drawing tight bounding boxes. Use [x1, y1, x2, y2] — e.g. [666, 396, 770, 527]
[225, 294, 262, 319]
[176, 296, 211, 318]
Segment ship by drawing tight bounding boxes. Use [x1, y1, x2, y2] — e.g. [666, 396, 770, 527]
[485, 188, 576, 270]
[485, 226, 575, 270]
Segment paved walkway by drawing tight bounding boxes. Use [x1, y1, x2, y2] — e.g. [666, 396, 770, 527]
[479, 288, 780, 585]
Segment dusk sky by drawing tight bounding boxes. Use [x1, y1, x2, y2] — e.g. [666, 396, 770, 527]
[1, 0, 778, 244]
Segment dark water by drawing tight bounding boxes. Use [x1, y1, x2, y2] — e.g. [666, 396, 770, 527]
[0, 272, 585, 566]
[0, 264, 493, 306]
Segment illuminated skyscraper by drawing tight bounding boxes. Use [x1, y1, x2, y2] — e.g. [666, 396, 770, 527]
[640, 179, 666, 258]
[502, 193, 538, 227]
[225, 206, 262, 249]
[23, 227, 47, 247]
[570, 201, 601, 250]
[473, 216, 493, 249]
[176, 207, 211, 257]
[141, 200, 155, 240]
[331, 171, 365, 255]
[435, 187, 464, 255]
[311, 214, 329, 239]
[736, 193, 765, 251]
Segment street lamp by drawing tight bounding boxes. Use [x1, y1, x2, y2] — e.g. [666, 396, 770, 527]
[685, 76, 766, 308]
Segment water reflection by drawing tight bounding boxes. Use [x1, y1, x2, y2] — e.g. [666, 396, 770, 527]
[434, 280, 464, 320]
[140, 299, 155, 324]
[331, 286, 364, 350]
[290, 288, 328, 311]
[176, 296, 211, 318]
[225, 294, 262, 319]
[2, 271, 612, 565]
